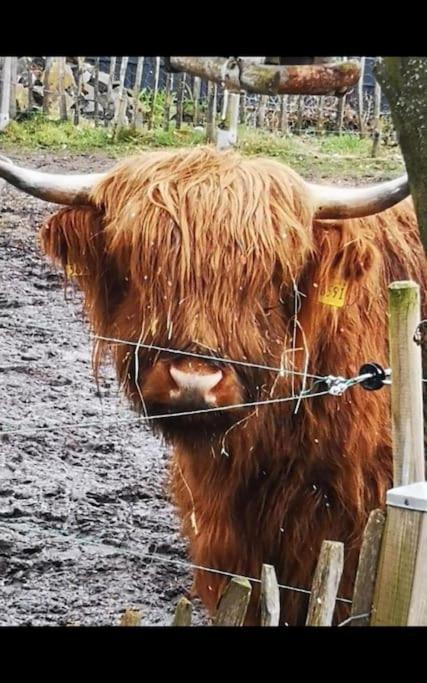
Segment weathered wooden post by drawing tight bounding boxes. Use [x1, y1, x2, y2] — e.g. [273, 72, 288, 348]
[357, 56, 366, 138]
[371, 80, 382, 157]
[172, 597, 192, 626]
[214, 577, 252, 626]
[216, 92, 240, 150]
[350, 509, 386, 626]
[0, 56, 12, 131]
[175, 72, 185, 131]
[305, 540, 344, 626]
[148, 56, 160, 131]
[206, 80, 217, 143]
[260, 563, 280, 626]
[371, 280, 426, 625]
[132, 56, 144, 130]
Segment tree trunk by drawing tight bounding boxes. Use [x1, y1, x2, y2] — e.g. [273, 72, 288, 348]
[132, 56, 144, 129]
[375, 57, 427, 252]
[0, 56, 12, 131]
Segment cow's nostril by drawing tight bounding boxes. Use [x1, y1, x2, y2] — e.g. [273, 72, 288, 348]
[169, 366, 223, 395]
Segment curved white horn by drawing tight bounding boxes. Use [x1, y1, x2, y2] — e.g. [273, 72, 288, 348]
[307, 173, 409, 220]
[0, 156, 106, 205]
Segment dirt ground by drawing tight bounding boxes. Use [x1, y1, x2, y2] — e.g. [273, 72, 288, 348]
[0, 150, 209, 626]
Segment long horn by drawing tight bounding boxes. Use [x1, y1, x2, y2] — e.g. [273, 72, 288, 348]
[0, 155, 106, 205]
[307, 173, 409, 220]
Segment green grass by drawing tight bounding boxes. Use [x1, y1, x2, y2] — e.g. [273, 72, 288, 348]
[0, 115, 405, 182]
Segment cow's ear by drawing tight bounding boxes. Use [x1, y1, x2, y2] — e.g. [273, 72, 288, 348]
[39, 206, 105, 279]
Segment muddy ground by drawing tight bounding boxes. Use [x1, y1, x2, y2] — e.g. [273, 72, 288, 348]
[0, 150, 209, 626]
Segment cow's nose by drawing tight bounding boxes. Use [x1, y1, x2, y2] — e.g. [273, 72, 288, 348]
[169, 365, 223, 403]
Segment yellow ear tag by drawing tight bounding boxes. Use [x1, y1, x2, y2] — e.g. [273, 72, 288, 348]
[65, 264, 82, 278]
[318, 280, 348, 308]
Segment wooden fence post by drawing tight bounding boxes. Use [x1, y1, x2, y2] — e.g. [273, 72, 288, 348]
[370, 280, 426, 625]
[350, 509, 386, 626]
[0, 56, 12, 131]
[371, 483, 427, 625]
[389, 281, 424, 486]
[206, 80, 217, 143]
[260, 563, 280, 626]
[175, 72, 185, 131]
[214, 577, 252, 626]
[357, 56, 366, 138]
[216, 92, 240, 150]
[119, 608, 141, 626]
[172, 597, 192, 626]
[371, 80, 382, 157]
[305, 540, 344, 626]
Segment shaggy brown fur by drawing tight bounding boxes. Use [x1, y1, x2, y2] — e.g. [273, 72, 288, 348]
[39, 146, 427, 625]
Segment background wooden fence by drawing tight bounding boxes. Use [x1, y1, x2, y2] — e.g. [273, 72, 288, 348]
[0, 56, 396, 153]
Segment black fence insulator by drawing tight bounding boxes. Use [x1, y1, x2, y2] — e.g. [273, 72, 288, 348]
[359, 363, 387, 391]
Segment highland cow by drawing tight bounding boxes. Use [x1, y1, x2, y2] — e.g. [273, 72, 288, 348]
[1, 147, 426, 625]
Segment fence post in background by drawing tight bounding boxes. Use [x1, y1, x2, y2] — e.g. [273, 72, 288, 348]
[217, 92, 240, 150]
[9, 57, 17, 121]
[336, 94, 345, 135]
[371, 80, 382, 157]
[358, 56, 366, 138]
[113, 56, 129, 139]
[175, 72, 185, 131]
[279, 95, 289, 135]
[296, 95, 303, 135]
[371, 280, 426, 625]
[163, 72, 172, 132]
[350, 509, 386, 626]
[257, 94, 268, 128]
[148, 56, 160, 131]
[119, 608, 141, 626]
[206, 80, 217, 143]
[193, 75, 201, 126]
[132, 56, 144, 130]
[73, 57, 82, 126]
[317, 95, 325, 134]
[0, 56, 12, 131]
[305, 540, 344, 626]
[260, 563, 280, 626]
[27, 58, 34, 113]
[214, 577, 252, 626]
[58, 57, 68, 122]
[172, 597, 192, 626]
[239, 92, 246, 125]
